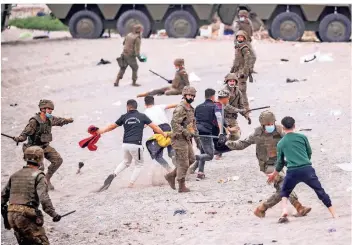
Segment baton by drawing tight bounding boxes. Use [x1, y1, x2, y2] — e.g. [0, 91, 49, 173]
[1, 133, 19, 146]
[61, 210, 76, 218]
[149, 69, 169, 82]
[247, 106, 270, 112]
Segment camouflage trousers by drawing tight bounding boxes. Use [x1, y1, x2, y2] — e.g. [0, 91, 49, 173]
[225, 119, 241, 141]
[23, 144, 63, 180]
[171, 138, 196, 181]
[148, 86, 182, 96]
[117, 55, 138, 82]
[8, 212, 49, 245]
[237, 78, 249, 111]
[262, 165, 298, 209]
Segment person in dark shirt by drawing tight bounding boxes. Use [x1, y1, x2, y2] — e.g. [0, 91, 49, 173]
[95, 99, 166, 191]
[191, 88, 221, 180]
[267, 116, 336, 222]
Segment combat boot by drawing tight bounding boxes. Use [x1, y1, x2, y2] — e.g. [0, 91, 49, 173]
[292, 200, 312, 217]
[254, 203, 267, 218]
[178, 178, 190, 193]
[132, 80, 141, 87]
[114, 77, 120, 87]
[164, 169, 176, 190]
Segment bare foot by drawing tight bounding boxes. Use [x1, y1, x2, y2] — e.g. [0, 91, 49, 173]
[278, 209, 289, 223]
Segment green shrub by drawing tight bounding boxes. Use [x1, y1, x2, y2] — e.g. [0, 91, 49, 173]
[8, 16, 68, 31]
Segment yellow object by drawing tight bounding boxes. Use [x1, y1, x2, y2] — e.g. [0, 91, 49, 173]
[148, 132, 171, 147]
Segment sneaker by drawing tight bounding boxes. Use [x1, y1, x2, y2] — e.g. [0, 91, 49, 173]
[196, 172, 205, 181]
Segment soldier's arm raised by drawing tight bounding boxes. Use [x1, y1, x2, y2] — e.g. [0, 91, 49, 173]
[226, 131, 255, 150]
[36, 174, 58, 218]
[51, 116, 74, 127]
[1, 178, 11, 206]
[15, 119, 37, 142]
[134, 37, 141, 57]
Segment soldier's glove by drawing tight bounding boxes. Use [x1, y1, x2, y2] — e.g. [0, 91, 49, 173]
[239, 74, 245, 79]
[52, 215, 61, 222]
[167, 80, 172, 84]
[13, 137, 20, 143]
[66, 118, 74, 123]
[247, 117, 251, 125]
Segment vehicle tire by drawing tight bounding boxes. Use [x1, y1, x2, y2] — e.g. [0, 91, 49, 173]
[270, 12, 305, 41]
[68, 10, 103, 39]
[315, 31, 323, 42]
[318, 13, 351, 42]
[116, 9, 152, 38]
[164, 10, 198, 38]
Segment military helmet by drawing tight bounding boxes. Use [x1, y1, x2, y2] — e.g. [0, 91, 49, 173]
[224, 73, 239, 84]
[182, 86, 197, 96]
[174, 58, 184, 66]
[238, 10, 249, 17]
[259, 110, 276, 125]
[38, 99, 54, 110]
[235, 30, 248, 40]
[24, 146, 44, 166]
[217, 89, 230, 98]
[133, 24, 143, 33]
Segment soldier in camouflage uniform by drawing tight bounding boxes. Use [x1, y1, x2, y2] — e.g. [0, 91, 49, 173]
[233, 10, 254, 42]
[13, 100, 74, 190]
[115, 24, 144, 87]
[230, 30, 256, 110]
[221, 73, 250, 140]
[225, 110, 311, 218]
[1, 146, 62, 245]
[164, 86, 200, 193]
[137, 58, 189, 98]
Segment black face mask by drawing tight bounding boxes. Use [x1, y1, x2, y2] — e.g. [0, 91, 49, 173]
[185, 98, 194, 104]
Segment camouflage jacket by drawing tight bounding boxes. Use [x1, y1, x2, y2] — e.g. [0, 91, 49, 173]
[1, 166, 58, 217]
[226, 125, 285, 171]
[233, 19, 254, 41]
[123, 32, 141, 57]
[232, 42, 255, 76]
[16, 113, 72, 145]
[172, 68, 189, 90]
[222, 85, 246, 120]
[171, 101, 198, 141]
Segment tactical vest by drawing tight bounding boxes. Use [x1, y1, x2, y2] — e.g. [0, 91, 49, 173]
[9, 167, 44, 208]
[236, 20, 253, 41]
[171, 102, 196, 140]
[28, 114, 53, 146]
[123, 33, 140, 56]
[253, 125, 285, 164]
[234, 44, 255, 71]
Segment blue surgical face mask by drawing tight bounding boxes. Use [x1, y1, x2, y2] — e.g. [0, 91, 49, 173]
[265, 125, 275, 133]
[45, 113, 53, 119]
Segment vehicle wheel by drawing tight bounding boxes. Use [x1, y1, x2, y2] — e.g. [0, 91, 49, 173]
[164, 10, 198, 38]
[100, 29, 105, 37]
[116, 9, 152, 38]
[318, 13, 351, 42]
[68, 10, 103, 39]
[270, 12, 305, 41]
[315, 31, 323, 42]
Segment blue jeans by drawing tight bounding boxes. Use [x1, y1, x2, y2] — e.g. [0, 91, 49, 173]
[281, 165, 332, 208]
[195, 137, 214, 173]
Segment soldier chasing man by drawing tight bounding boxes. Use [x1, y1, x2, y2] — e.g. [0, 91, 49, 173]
[225, 110, 311, 218]
[1, 146, 62, 245]
[115, 24, 146, 87]
[137, 58, 189, 97]
[164, 86, 201, 193]
[230, 30, 256, 110]
[13, 99, 74, 190]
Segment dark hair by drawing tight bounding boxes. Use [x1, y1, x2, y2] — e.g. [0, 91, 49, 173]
[127, 99, 138, 109]
[205, 88, 216, 99]
[281, 116, 295, 129]
[144, 96, 154, 105]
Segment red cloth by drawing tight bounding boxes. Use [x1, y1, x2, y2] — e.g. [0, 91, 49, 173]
[79, 125, 101, 151]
